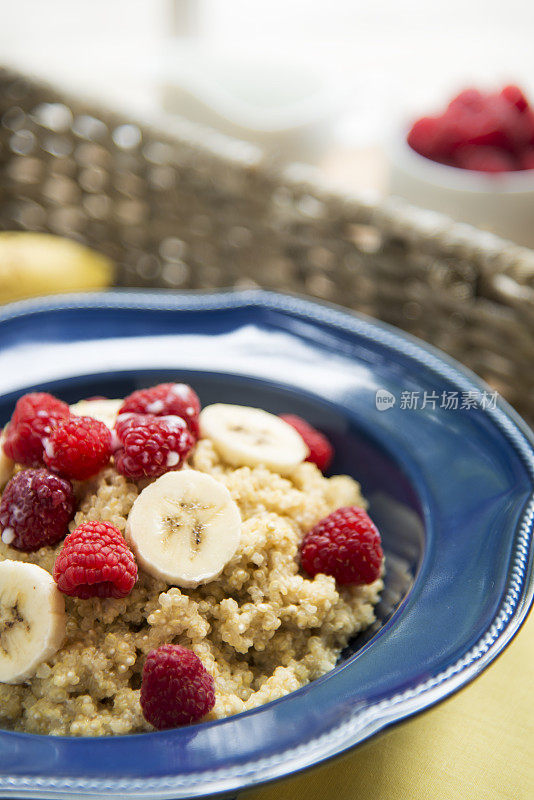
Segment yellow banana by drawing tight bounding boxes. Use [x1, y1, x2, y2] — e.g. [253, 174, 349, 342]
[0, 232, 114, 304]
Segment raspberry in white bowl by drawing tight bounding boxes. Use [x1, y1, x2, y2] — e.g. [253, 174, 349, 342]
[389, 85, 534, 248]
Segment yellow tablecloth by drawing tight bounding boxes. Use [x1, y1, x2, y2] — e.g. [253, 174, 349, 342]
[243, 608, 534, 800]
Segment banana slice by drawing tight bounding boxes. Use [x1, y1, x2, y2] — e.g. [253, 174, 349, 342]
[69, 398, 123, 431]
[126, 469, 241, 587]
[0, 428, 14, 490]
[199, 404, 309, 475]
[0, 561, 66, 684]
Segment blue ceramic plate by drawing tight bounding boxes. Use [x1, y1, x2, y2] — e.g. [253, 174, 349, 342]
[0, 290, 532, 800]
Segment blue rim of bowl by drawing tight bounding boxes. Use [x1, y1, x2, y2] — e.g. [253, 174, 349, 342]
[0, 288, 532, 799]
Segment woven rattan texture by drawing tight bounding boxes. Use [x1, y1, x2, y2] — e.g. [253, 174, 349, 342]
[0, 68, 532, 425]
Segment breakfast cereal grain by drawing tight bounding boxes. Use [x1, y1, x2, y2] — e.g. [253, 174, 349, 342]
[0, 437, 382, 735]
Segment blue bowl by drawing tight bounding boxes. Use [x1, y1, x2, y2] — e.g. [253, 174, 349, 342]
[0, 290, 532, 800]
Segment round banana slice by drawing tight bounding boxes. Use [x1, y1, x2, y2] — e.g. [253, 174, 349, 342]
[199, 403, 309, 475]
[126, 469, 242, 587]
[0, 428, 14, 490]
[0, 561, 66, 684]
[69, 398, 123, 431]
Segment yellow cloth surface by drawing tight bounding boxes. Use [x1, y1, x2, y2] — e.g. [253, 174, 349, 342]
[243, 608, 534, 800]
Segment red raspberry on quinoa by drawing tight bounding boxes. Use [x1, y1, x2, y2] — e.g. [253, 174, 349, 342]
[279, 414, 333, 473]
[53, 520, 137, 599]
[0, 468, 76, 551]
[140, 644, 215, 729]
[114, 413, 195, 480]
[119, 383, 201, 437]
[2, 393, 70, 467]
[44, 415, 112, 480]
[301, 506, 383, 586]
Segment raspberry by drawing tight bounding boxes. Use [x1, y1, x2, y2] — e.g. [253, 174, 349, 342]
[114, 413, 195, 480]
[408, 86, 534, 170]
[279, 414, 333, 472]
[520, 149, 534, 170]
[3, 393, 70, 467]
[119, 383, 201, 437]
[301, 506, 383, 585]
[0, 469, 75, 552]
[44, 416, 112, 480]
[466, 97, 531, 154]
[407, 116, 445, 160]
[455, 146, 516, 173]
[513, 108, 534, 150]
[140, 644, 215, 729]
[448, 88, 486, 113]
[53, 521, 137, 599]
[434, 111, 470, 158]
[459, 108, 511, 150]
[501, 85, 529, 113]
[498, 95, 534, 152]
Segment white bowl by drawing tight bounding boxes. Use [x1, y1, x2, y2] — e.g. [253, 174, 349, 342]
[388, 132, 534, 248]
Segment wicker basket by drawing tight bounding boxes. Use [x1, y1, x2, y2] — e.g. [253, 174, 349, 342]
[0, 67, 532, 426]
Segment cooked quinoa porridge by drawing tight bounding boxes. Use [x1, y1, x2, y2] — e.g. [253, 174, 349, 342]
[0, 387, 384, 736]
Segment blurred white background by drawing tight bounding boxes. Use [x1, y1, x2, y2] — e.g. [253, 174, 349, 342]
[1, 0, 533, 186]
